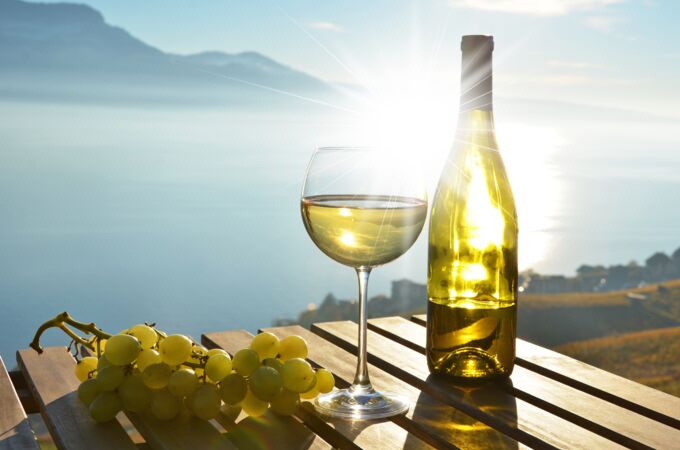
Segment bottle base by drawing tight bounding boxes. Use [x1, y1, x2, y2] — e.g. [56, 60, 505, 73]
[429, 346, 512, 382]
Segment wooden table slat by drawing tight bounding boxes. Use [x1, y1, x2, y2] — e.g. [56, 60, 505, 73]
[257, 326, 530, 450]
[0, 356, 39, 450]
[411, 314, 680, 429]
[16, 348, 137, 450]
[201, 330, 342, 450]
[313, 320, 627, 450]
[373, 317, 680, 448]
[123, 412, 236, 450]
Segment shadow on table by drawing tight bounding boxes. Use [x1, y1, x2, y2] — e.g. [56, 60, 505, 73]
[404, 376, 519, 449]
[225, 410, 319, 450]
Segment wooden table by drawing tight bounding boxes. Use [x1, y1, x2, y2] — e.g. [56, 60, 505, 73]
[2, 315, 679, 449]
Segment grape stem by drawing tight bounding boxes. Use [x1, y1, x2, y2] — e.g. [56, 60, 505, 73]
[30, 312, 112, 354]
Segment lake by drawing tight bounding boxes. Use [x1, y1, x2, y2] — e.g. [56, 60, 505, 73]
[1, 96, 679, 363]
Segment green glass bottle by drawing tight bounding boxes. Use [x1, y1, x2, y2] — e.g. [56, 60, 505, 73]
[427, 35, 518, 381]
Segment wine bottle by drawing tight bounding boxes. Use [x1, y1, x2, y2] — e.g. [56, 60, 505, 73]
[426, 35, 518, 381]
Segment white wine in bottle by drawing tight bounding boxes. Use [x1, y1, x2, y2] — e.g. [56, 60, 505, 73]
[427, 35, 518, 381]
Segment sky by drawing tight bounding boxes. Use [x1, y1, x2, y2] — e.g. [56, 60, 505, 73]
[38, 0, 680, 118]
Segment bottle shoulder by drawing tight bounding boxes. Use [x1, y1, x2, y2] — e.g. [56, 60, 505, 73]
[432, 143, 517, 219]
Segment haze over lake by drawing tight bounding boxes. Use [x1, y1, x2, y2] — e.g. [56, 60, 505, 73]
[1, 0, 679, 362]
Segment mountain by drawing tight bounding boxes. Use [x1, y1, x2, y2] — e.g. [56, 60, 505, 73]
[0, 0, 330, 104]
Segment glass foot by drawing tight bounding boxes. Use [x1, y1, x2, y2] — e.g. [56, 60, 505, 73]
[314, 385, 409, 420]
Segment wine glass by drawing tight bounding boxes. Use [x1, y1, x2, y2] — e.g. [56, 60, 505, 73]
[300, 147, 427, 420]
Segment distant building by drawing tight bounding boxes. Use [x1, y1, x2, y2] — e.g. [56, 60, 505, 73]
[391, 279, 426, 312]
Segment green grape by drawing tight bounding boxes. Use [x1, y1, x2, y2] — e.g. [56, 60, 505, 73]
[281, 358, 314, 393]
[178, 403, 194, 421]
[205, 354, 232, 383]
[97, 355, 111, 371]
[159, 334, 192, 366]
[183, 392, 195, 413]
[250, 332, 280, 361]
[207, 348, 228, 357]
[241, 388, 268, 417]
[263, 358, 284, 373]
[300, 384, 319, 400]
[136, 349, 162, 372]
[89, 391, 122, 423]
[303, 372, 317, 392]
[270, 389, 300, 416]
[142, 363, 172, 389]
[89, 336, 107, 354]
[127, 324, 157, 350]
[315, 368, 335, 394]
[220, 403, 242, 422]
[249, 366, 282, 401]
[190, 384, 222, 420]
[232, 348, 259, 377]
[193, 345, 209, 357]
[300, 372, 318, 400]
[168, 368, 199, 397]
[150, 389, 180, 421]
[119, 374, 153, 413]
[74, 356, 98, 382]
[77, 378, 100, 405]
[104, 334, 141, 366]
[278, 335, 308, 361]
[219, 373, 247, 405]
[96, 365, 125, 391]
[186, 345, 208, 367]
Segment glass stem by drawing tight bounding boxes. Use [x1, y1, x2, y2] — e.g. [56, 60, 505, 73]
[351, 267, 373, 392]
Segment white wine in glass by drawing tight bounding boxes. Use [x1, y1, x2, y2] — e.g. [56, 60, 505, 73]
[301, 147, 427, 420]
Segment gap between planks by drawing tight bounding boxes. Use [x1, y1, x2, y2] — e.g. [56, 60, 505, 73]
[0, 356, 39, 450]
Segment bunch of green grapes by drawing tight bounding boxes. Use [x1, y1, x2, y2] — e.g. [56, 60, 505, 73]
[72, 325, 335, 423]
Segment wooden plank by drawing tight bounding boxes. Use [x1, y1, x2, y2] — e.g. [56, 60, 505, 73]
[201, 330, 342, 450]
[411, 314, 680, 429]
[0, 356, 39, 450]
[370, 317, 680, 449]
[255, 326, 531, 450]
[516, 340, 680, 428]
[124, 413, 236, 450]
[224, 410, 333, 450]
[313, 320, 625, 450]
[16, 348, 137, 450]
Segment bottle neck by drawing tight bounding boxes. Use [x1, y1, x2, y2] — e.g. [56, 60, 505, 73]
[459, 43, 493, 113]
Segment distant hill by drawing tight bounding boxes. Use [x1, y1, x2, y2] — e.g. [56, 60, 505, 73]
[556, 327, 680, 397]
[518, 279, 680, 347]
[0, 0, 331, 104]
[286, 278, 680, 348]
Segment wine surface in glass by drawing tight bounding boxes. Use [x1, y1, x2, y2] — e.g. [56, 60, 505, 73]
[301, 194, 427, 268]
